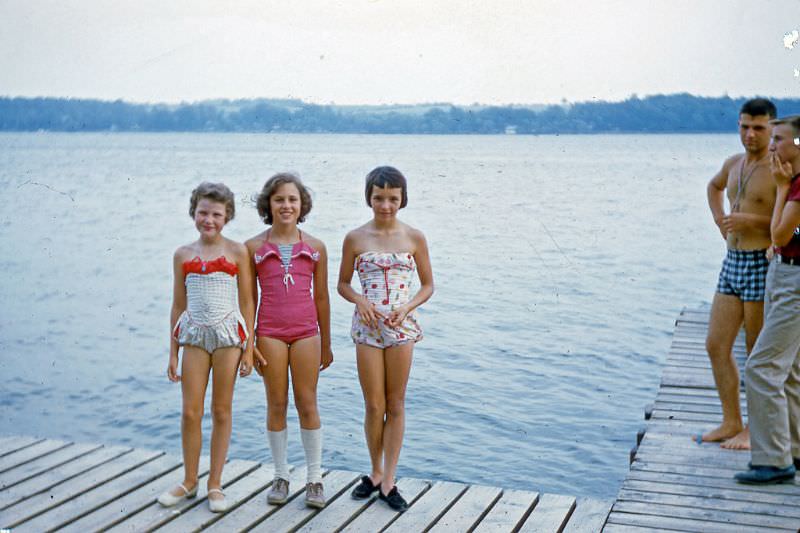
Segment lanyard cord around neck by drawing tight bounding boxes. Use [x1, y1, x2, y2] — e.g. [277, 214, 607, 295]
[732, 155, 765, 212]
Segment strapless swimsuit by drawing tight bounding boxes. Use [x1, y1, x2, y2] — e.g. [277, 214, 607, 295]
[173, 256, 247, 354]
[351, 251, 423, 348]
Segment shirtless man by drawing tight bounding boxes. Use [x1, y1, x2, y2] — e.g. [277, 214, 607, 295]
[701, 98, 777, 449]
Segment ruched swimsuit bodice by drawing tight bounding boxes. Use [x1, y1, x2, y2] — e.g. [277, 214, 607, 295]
[254, 239, 319, 338]
[183, 256, 241, 325]
[173, 256, 247, 353]
[356, 251, 416, 308]
[350, 251, 423, 347]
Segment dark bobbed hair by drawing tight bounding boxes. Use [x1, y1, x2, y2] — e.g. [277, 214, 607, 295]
[189, 182, 236, 222]
[256, 172, 312, 225]
[740, 98, 777, 119]
[365, 166, 408, 208]
[770, 115, 800, 138]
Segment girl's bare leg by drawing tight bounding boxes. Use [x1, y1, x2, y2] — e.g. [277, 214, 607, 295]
[289, 335, 322, 429]
[260, 337, 290, 431]
[177, 346, 211, 494]
[380, 342, 413, 494]
[356, 344, 387, 485]
[260, 337, 291, 481]
[207, 346, 241, 496]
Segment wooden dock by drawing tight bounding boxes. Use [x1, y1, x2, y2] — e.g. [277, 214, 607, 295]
[0, 436, 612, 531]
[7, 305, 796, 532]
[605, 306, 800, 532]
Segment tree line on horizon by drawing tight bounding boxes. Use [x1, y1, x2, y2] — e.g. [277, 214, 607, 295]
[1, 94, 799, 134]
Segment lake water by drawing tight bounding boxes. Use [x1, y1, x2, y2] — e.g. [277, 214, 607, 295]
[0, 132, 736, 499]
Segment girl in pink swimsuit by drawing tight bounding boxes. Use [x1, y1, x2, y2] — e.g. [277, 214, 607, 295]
[245, 172, 333, 509]
[160, 182, 256, 513]
[337, 166, 434, 512]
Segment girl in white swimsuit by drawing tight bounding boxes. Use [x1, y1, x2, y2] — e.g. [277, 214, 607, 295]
[158, 182, 257, 513]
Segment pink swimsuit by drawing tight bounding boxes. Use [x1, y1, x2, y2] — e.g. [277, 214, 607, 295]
[254, 232, 320, 344]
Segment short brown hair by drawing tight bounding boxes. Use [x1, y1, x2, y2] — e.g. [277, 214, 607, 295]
[189, 182, 235, 222]
[256, 172, 313, 225]
[365, 166, 408, 208]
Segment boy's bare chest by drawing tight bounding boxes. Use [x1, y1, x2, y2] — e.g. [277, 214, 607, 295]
[726, 163, 774, 211]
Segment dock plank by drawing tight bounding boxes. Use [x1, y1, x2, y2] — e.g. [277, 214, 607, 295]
[428, 484, 502, 532]
[384, 480, 467, 532]
[0, 445, 131, 511]
[610, 501, 798, 531]
[13, 453, 182, 533]
[617, 487, 800, 519]
[0, 436, 43, 457]
[1, 447, 159, 529]
[59, 455, 211, 532]
[624, 471, 800, 498]
[518, 493, 576, 533]
[0, 442, 102, 490]
[0, 438, 70, 473]
[472, 489, 538, 533]
[602, 524, 682, 533]
[562, 497, 612, 532]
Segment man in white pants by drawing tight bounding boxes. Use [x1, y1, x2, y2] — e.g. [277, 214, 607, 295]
[736, 115, 800, 484]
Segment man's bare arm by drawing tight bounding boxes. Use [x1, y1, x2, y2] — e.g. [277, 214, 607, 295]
[722, 212, 773, 233]
[707, 158, 733, 238]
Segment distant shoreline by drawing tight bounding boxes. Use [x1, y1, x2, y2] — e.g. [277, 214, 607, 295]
[0, 129, 737, 136]
[2, 94, 799, 134]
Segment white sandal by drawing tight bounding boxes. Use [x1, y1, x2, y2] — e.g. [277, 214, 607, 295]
[157, 483, 197, 507]
[208, 488, 229, 513]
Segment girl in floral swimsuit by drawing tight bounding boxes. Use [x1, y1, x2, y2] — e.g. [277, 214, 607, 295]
[337, 166, 434, 512]
[159, 182, 255, 513]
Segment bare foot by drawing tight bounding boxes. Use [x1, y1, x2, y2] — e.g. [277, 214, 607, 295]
[695, 423, 742, 443]
[721, 426, 751, 450]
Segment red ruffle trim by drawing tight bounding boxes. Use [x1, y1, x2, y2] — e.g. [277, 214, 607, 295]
[183, 256, 239, 276]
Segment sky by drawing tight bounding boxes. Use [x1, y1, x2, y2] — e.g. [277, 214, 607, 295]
[0, 0, 798, 106]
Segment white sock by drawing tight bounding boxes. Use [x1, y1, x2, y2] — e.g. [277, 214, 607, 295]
[300, 427, 323, 483]
[267, 429, 290, 480]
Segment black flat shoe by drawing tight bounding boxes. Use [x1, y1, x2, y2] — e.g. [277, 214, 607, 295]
[351, 475, 379, 499]
[734, 464, 796, 485]
[378, 486, 408, 512]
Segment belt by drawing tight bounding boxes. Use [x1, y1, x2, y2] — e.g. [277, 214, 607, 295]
[776, 254, 800, 266]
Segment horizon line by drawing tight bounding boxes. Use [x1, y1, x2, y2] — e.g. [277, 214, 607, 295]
[0, 92, 790, 108]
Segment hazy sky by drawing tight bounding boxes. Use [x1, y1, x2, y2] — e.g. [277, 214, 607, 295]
[1, 0, 798, 105]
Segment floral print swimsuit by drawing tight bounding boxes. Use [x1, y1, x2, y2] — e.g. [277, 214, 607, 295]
[351, 251, 423, 348]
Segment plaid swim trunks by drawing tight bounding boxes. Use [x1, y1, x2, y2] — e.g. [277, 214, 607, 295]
[716, 248, 769, 301]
